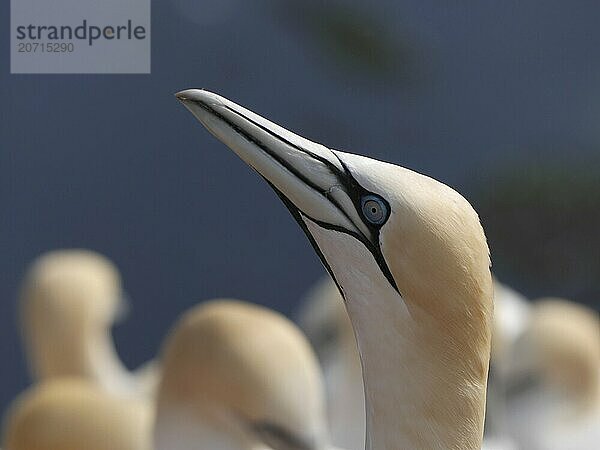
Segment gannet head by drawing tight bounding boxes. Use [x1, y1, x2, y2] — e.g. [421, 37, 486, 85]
[176, 89, 492, 335]
[20, 249, 125, 378]
[154, 300, 329, 450]
[2, 379, 152, 450]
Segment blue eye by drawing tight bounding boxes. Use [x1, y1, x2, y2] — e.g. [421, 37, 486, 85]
[361, 195, 388, 225]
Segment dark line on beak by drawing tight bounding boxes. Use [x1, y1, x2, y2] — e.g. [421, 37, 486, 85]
[220, 105, 343, 176]
[193, 101, 328, 197]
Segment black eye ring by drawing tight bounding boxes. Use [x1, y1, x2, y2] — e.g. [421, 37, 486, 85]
[360, 194, 389, 226]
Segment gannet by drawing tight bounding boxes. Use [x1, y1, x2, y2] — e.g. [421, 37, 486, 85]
[2, 379, 152, 450]
[504, 298, 600, 450]
[19, 250, 158, 398]
[176, 90, 494, 450]
[153, 299, 341, 450]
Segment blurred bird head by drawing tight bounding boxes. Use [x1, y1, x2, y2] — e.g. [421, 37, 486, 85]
[19, 249, 127, 378]
[155, 300, 330, 450]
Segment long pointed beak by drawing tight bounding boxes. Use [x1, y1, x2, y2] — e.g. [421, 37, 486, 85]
[175, 89, 367, 236]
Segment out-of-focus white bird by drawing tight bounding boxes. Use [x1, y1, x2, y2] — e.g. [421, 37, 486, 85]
[153, 299, 342, 450]
[2, 378, 152, 450]
[177, 90, 493, 449]
[504, 298, 600, 450]
[490, 280, 532, 363]
[484, 280, 531, 450]
[19, 250, 158, 398]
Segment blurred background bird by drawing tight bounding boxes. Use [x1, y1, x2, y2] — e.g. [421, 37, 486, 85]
[154, 299, 339, 450]
[19, 250, 158, 399]
[503, 299, 600, 450]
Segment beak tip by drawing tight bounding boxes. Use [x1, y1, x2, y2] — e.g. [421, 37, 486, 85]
[175, 89, 195, 103]
[175, 89, 228, 111]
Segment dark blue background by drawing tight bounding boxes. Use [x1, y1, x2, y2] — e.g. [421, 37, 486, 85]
[2, 0, 599, 414]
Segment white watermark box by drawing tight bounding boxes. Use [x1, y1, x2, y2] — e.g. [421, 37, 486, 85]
[11, 0, 151, 74]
